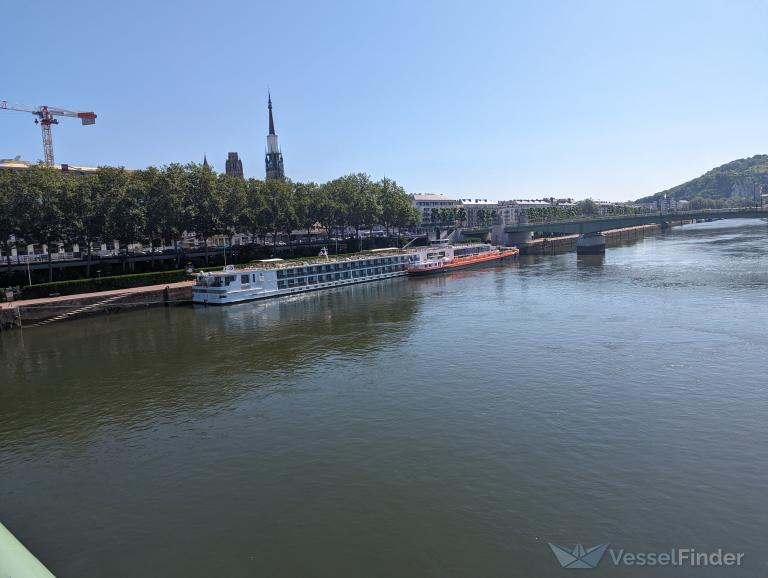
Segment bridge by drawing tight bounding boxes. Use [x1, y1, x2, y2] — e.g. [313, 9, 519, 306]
[502, 207, 767, 236]
[456, 207, 767, 250]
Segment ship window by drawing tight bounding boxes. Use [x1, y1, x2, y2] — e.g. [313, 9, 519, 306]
[277, 270, 285, 278]
[334, 273, 341, 280]
[241, 274, 249, 284]
[309, 276, 317, 284]
[224, 275, 235, 286]
[277, 280, 286, 289]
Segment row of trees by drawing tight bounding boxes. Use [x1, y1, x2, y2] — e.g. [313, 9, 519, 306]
[0, 164, 420, 280]
[429, 207, 499, 227]
[433, 200, 655, 228]
[523, 199, 655, 222]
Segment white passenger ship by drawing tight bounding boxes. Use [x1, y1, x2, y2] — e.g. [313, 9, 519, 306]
[193, 248, 413, 305]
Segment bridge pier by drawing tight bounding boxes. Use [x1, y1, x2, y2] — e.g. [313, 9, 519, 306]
[576, 232, 606, 254]
[506, 230, 532, 246]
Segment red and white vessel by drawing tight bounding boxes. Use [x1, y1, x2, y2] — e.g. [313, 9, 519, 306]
[407, 240, 519, 275]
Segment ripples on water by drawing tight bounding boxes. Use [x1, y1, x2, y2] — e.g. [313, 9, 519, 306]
[1, 219, 767, 577]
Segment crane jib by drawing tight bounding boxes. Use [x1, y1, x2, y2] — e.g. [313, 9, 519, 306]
[0, 98, 97, 165]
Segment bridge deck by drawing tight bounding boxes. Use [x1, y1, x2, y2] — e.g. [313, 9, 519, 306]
[502, 208, 767, 235]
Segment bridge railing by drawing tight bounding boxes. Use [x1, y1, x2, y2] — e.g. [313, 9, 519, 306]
[519, 207, 766, 226]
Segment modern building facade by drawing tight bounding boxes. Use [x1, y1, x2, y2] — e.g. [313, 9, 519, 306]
[225, 152, 244, 178]
[265, 93, 285, 180]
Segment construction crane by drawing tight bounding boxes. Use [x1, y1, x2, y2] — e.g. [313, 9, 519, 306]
[0, 100, 97, 166]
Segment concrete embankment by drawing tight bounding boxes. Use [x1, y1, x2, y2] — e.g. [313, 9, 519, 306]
[518, 224, 661, 255]
[0, 281, 193, 331]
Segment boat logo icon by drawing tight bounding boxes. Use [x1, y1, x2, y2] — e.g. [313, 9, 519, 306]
[548, 543, 610, 569]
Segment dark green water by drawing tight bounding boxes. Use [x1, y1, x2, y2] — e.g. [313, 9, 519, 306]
[2, 219, 767, 577]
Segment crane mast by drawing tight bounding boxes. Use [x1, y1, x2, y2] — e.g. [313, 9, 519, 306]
[0, 100, 97, 166]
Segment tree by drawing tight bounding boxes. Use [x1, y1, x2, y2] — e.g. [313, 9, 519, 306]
[106, 168, 147, 271]
[60, 172, 95, 276]
[377, 178, 418, 235]
[316, 181, 340, 239]
[23, 166, 68, 282]
[243, 178, 271, 245]
[135, 167, 163, 268]
[0, 170, 33, 276]
[578, 198, 598, 216]
[456, 207, 467, 226]
[263, 178, 295, 248]
[345, 173, 377, 241]
[154, 164, 187, 266]
[0, 160, 428, 284]
[217, 173, 247, 250]
[293, 181, 321, 239]
[183, 162, 222, 264]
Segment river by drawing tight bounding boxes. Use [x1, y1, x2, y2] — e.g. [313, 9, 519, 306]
[1, 219, 767, 577]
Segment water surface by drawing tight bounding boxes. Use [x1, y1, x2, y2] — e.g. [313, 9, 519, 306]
[2, 219, 767, 577]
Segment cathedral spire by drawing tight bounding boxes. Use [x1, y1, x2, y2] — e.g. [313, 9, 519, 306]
[265, 92, 285, 180]
[268, 91, 276, 136]
[203, 154, 209, 169]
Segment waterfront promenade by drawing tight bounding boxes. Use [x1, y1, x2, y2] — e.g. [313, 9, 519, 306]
[0, 280, 194, 330]
[0, 280, 194, 311]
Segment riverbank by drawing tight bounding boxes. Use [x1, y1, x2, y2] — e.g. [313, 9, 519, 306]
[0, 280, 193, 331]
[0, 223, 675, 331]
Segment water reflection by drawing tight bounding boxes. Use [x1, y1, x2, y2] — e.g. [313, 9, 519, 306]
[0, 279, 421, 452]
[1, 220, 767, 578]
[576, 254, 605, 269]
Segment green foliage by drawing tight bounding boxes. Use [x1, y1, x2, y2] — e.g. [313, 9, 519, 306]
[636, 154, 768, 205]
[577, 198, 598, 216]
[523, 201, 649, 222]
[1, 164, 417, 284]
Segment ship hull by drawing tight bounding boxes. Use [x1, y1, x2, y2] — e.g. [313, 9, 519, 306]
[408, 249, 518, 276]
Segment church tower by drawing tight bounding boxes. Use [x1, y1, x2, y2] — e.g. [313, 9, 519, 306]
[265, 93, 285, 180]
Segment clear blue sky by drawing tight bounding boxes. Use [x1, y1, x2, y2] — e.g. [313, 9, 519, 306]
[3, 0, 767, 201]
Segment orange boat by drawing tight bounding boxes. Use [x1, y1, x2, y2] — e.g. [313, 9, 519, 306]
[407, 241, 519, 275]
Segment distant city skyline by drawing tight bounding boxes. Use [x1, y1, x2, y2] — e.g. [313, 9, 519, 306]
[3, 0, 767, 201]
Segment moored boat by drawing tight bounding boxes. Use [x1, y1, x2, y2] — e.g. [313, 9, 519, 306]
[407, 241, 519, 276]
[193, 248, 414, 305]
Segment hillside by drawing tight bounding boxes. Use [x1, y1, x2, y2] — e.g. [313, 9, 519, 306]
[637, 155, 768, 207]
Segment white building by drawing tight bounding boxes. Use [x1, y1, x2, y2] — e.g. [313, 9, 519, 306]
[459, 198, 500, 227]
[497, 199, 576, 225]
[410, 194, 461, 226]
